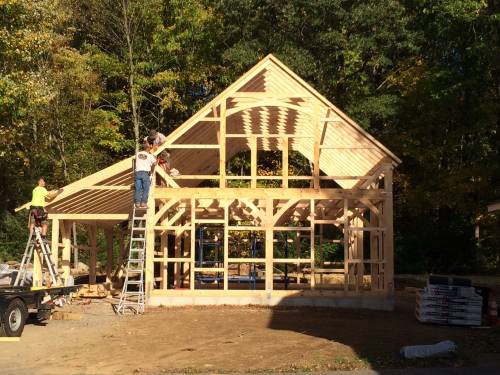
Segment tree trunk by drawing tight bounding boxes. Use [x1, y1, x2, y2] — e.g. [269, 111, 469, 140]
[121, 0, 140, 151]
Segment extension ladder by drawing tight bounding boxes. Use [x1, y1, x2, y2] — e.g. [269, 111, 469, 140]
[116, 206, 147, 314]
[14, 226, 60, 287]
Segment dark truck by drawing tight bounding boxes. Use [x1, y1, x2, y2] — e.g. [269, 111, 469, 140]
[0, 285, 80, 337]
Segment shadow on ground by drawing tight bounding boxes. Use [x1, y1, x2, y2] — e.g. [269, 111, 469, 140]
[267, 293, 500, 371]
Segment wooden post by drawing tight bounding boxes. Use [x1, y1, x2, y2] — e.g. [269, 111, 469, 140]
[343, 198, 349, 292]
[61, 220, 72, 285]
[160, 229, 168, 289]
[183, 229, 190, 287]
[105, 228, 113, 284]
[33, 245, 43, 288]
[265, 198, 274, 291]
[295, 235, 301, 285]
[383, 165, 394, 294]
[89, 224, 97, 285]
[251, 136, 257, 189]
[145, 180, 155, 297]
[219, 99, 226, 188]
[190, 198, 196, 290]
[310, 199, 315, 289]
[51, 218, 60, 269]
[370, 205, 380, 290]
[282, 137, 288, 188]
[72, 222, 78, 269]
[354, 216, 364, 292]
[223, 199, 229, 290]
[174, 231, 181, 287]
[313, 103, 321, 189]
[319, 222, 324, 267]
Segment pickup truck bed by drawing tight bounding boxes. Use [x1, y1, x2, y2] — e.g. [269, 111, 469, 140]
[0, 285, 81, 337]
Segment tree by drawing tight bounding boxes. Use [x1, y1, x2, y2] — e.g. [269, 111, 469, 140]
[70, 0, 163, 150]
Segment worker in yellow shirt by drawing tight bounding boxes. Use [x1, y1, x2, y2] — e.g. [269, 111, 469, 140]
[30, 177, 63, 239]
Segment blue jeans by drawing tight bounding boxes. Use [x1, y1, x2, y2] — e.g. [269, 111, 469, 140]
[134, 171, 150, 204]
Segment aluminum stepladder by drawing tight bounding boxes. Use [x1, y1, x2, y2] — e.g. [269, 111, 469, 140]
[14, 225, 60, 287]
[116, 205, 147, 314]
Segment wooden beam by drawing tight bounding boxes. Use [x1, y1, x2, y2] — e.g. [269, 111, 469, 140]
[313, 102, 321, 189]
[154, 188, 388, 200]
[60, 220, 72, 285]
[273, 198, 300, 226]
[282, 137, 288, 188]
[49, 214, 129, 220]
[226, 133, 314, 139]
[153, 199, 178, 225]
[51, 218, 60, 270]
[145, 172, 156, 297]
[383, 165, 394, 294]
[165, 144, 220, 149]
[164, 208, 186, 228]
[343, 199, 349, 292]
[84, 185, 132, 190]
[72, 222, 78, 270]
[239, 198, 265, 224]
[156, 167, 180, 188]
[198, 117, 220, 122]
[159, 210, 168, 290]
[153, 224, 191, 231]
[89, 224, 97, 285]
[370, 204, 380, 290]
[227, 258, 266, 263]
[229, 92, 311, 98]
[170, 175, 221, 180]
[250, 136, 257, 189]
[105, 228, 113, 284]
[310, 199, 315, 289]
[33, 237, 43, 288]
[265, 198, 273, 291]
[272, 258, 311, 264]
[224, 199, 229, 290]
[225, 100, 312, 117]
[174, 231, 182, 287]
[190, 198, 196, 290]
[219, 99, 226, 188]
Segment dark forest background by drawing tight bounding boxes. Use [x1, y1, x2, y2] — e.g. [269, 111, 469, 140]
[1, 0, 499, 273]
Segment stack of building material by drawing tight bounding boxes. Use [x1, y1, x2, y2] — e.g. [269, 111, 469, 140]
[416, 277, 482, 326]
[0, 264, 13, 286]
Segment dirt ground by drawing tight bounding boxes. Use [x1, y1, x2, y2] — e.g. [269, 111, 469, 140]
[1, 292, 500, 375]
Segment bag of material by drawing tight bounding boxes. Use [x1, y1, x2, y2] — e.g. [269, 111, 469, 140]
[400, 340, 457, 359]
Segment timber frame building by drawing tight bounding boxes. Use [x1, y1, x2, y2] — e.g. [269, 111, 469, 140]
[19, 55, 400, 310]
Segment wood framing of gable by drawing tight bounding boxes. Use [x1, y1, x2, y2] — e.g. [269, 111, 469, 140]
[14, 55, 399, 309]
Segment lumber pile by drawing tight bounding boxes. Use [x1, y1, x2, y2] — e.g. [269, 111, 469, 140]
[416, 276, 482, 326]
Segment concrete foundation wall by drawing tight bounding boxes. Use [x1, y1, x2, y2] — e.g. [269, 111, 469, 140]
[148, 294, 394, 311]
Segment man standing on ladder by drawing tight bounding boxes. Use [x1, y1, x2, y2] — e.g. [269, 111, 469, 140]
[29, 177, 63, 240]
[134, 143, 156, 209]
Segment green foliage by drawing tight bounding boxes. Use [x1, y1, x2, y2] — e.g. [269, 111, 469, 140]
[0, 212, 29, 262]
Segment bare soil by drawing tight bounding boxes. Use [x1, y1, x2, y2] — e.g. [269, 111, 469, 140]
[1, 292, 499, 375]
